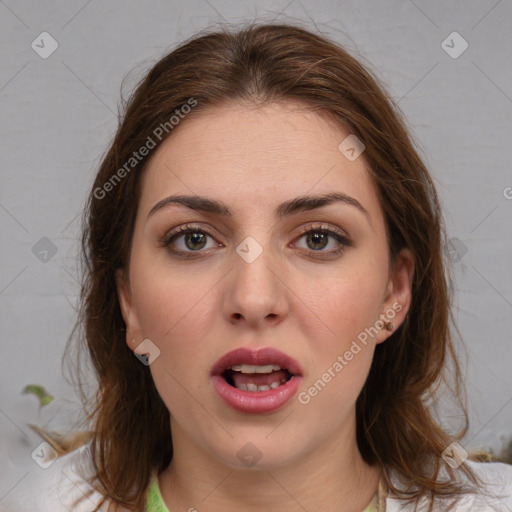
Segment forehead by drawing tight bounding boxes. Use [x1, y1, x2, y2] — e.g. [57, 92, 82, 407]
[139, 100, 381, 221]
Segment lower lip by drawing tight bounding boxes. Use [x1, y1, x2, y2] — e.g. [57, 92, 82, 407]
[211, 374, 302, 414]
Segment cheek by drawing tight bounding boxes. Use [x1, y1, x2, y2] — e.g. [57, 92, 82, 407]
[293, 260, 386, 349]
[295, 273, 379, 417]
[131, 263, 221, 413]
[130, 254, 221, 358]
[301, 347, 374, 428]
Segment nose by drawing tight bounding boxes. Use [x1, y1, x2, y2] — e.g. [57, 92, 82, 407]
[222, 241, 289, 328]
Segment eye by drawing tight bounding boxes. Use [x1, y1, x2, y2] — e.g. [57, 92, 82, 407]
[293, 224, 352, 256]
[160, 223, 351, 259]
[161, 224, 221, 255]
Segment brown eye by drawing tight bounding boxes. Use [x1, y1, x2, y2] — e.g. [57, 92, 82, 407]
[294, 225, 352, 257]
[162, 224, 220, 255]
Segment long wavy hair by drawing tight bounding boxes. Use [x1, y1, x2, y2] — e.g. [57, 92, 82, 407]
[69, 22, 479, 511]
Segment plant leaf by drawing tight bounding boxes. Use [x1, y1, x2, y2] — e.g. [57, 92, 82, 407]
[22, 384, 54, 406]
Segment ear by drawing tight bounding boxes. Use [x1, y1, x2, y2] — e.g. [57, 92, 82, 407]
[375, 248, 415, 344]
[116, 268, 143, 351]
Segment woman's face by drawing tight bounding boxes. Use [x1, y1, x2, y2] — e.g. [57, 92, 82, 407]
[117, 100, 413, 470]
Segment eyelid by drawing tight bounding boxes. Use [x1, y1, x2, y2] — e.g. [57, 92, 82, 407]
[160, 223, 220, 247]
[295, 222, 351, 240]
[161, 221, 349, 239]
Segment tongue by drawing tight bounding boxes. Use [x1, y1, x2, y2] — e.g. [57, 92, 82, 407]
[230, 369, 289, 387]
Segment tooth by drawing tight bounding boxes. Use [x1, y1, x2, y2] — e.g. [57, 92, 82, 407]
[237, 379, 284, 392]
[254, 365, 274, 373]
[229, 364, 284, 373]
[233, 364, 276, 373]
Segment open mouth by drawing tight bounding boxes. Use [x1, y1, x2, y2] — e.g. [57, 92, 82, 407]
[211, 348, 303, 413]
[222, 364, 295, 392]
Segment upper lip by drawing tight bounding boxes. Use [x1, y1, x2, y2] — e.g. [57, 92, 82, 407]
[210, 347, 303, 377]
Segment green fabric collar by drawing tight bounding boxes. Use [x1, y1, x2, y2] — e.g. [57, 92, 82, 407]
[145, 474, 380, 512]
[145, 478, 170, 512]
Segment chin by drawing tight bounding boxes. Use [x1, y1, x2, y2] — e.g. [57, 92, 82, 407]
[207, 434, 304, 471]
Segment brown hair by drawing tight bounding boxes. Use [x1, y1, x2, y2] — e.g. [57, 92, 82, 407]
[70, 22, 479, 510]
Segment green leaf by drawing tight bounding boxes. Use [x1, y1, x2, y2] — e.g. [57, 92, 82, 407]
[22, 384, 54, 407]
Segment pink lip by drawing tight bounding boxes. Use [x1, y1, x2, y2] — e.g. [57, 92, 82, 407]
[210, 347, 304, 414]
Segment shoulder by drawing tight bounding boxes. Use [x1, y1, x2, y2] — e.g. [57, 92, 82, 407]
[385, 460, 512, 511]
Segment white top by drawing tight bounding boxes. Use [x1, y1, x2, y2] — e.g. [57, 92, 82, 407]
[3, 445, 512, 511]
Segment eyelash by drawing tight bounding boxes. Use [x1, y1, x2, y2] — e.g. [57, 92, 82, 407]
[161, 223, 352, 259]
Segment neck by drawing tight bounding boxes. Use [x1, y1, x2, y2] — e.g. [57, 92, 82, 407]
[158, 415, 382, 512]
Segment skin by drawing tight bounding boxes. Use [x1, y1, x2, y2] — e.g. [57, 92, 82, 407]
[117, 100, 414, 512]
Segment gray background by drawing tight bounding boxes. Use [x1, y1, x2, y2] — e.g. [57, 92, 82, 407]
[1, 0, 511, 505]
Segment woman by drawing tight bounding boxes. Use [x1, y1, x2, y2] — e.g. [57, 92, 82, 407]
[62, 23, 511, 511]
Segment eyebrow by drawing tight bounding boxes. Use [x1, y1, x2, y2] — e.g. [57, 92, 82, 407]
[147, 192, 369, 220]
